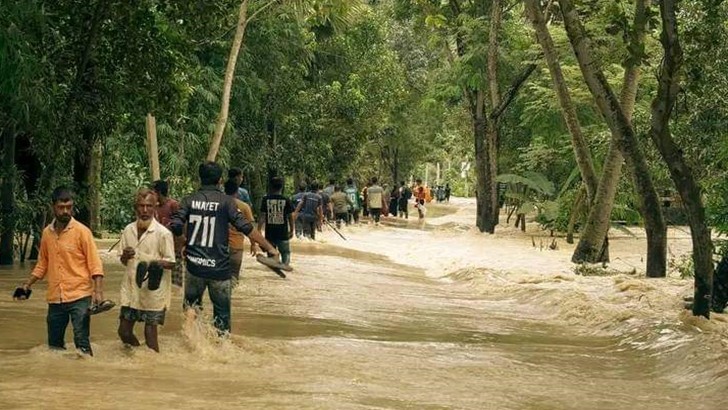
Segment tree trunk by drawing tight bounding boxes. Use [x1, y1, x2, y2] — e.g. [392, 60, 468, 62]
[208, 0, 250, 162]
[87, 138, 103, 237]
[474, 114, 490, 232]
[560, 0, 667, 277]
[649, 0, 712, 317]
[524, 0, 598, 202]
[572, 0, 651, 265]
[392, 147, 399, 186]
[0, 129, 16, 266]
[266, 118, 278, 192]
[566, 185, 586, 244]
[484, 121, 499, 231]
[483, 0, 502, 232]
[73, 133, 92, 227]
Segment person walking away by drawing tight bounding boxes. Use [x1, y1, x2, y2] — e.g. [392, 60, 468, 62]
[445, 183, 451, 202]
[224, 180, 257, 287]
[398, 181, 411, 219]
[291, 183, 307, 238]
[15, 187, 106, 356]
[362, 181, 371, 220]
[293, 181, 324, 240]
[382, 183, 391, 217]
[344, 178, 360, 224]
[389, 184, 400, 218]
[319, 183, 332, 222]
[329, 185, 353, 228]
[367, 177, 384, 225]
[118, 188, 175, 352]
[258, 177, 295, 267]
[153, 180, 184, 287]
[323, 179, 335, 198]
[414, 179, 426, 219]
[228, 167, 252, 208]
[170, 162, 279, 336]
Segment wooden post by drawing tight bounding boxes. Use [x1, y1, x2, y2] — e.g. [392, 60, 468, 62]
[146, 113, 160, 181]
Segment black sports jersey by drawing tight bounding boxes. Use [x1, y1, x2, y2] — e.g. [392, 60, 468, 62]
[260, 194, 293, 241]
[170, 185, 253, 280]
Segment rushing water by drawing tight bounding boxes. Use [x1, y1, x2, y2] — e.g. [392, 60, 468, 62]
[0, 202, 726, 409]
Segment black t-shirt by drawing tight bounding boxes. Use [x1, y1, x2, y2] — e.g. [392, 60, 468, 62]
[170, 185, 253, 280]
[260, 194, 293, 241]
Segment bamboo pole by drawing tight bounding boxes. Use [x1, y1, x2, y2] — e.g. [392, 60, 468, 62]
[146, 113, 160, 181]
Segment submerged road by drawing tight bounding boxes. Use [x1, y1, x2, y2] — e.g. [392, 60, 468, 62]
[0, 201, 725, 409]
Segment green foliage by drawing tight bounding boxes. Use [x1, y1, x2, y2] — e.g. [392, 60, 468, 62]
[669, 253, 695, 279]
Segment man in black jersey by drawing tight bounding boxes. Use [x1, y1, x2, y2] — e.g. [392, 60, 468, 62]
[258, 177, 295, 267]
[170, 162, 278, 335]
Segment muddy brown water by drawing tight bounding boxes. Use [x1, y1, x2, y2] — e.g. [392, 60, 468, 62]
[0, 225, 725, 409]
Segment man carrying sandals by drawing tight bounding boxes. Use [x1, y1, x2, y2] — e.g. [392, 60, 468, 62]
[14, 187, 108, 356]
[118, 188, 175, 352]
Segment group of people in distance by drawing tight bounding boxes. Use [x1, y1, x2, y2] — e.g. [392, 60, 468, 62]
[13, 162, 449, 355]
[291, 176, 447, 235]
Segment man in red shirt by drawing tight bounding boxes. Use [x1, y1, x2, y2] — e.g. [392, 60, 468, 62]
[153, 180, 184, 287]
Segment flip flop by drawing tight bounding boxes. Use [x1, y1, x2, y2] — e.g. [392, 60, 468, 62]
[147, 261, 164, 291]
[256, 254, 293, 271]
[135, 261, 149, 288]
[12, 287, 31, 300]
[88, 300, 116, 315]
[255, 254, 289, 278]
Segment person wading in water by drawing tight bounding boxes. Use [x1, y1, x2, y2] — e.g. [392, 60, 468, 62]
[118, 188, 175, 352]
[15, 187, 109, 356]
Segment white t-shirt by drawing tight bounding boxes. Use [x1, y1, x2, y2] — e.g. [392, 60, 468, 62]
[118, 219, 175, 312]
[368, 185, 384, 209]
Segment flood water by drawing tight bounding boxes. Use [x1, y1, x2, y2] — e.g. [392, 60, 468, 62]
[0, 202, 726, 409]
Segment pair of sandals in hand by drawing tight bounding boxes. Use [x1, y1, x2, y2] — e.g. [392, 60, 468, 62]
[12, 287, 116, 316]
[136, 261, 164, 291]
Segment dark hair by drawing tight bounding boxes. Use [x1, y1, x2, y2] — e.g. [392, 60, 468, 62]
[271, 177, 284, 192]
[334, 185, 341, 192]
[371, 176, 378, 184]
[346, 177, 353, 185]
[298, 183, 307, 192]
[224, 179, 239, 195]
[51, 186, 74, 204]
[228, 167, 243, 179]
[329, 178, 335, 185]
[199, 161, 223, 186]
[416, 178, 422, 184]
[310, 181, 319, 191]
[400, 180, 405, 186]
[152, 180, 169, 197]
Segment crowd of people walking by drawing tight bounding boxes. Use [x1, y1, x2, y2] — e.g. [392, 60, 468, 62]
[13, 161, 450, 355]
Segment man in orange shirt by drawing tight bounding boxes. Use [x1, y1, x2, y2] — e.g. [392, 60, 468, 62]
[16, 187, 106, 356]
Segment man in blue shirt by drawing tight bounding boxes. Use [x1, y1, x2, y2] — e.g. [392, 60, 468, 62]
[228, 167, 252, 207]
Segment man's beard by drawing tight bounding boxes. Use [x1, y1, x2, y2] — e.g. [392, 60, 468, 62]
[137, 217, 152, 230]
[56, 214, 71, 224]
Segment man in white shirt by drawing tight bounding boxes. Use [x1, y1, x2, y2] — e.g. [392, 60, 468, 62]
[118, 188, 175, 352]
[367, 177, 384, 225]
